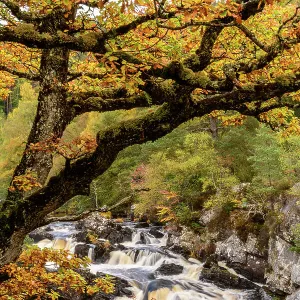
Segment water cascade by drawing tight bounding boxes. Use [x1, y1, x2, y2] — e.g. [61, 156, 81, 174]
[36, 221, 261, 300]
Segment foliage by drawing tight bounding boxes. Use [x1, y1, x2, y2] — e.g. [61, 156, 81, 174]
[290, 223, 300, 253]
[0, 247, 114, 300]
[0, 0, 300, 270]
[0, 82, 38, 199]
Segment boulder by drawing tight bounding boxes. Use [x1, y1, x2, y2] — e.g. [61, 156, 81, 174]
[81, 213, 133, 244]
[215, 233, 267, 282]
[166, 226, 201, 258]
[287, 290, 300, 300]
[266, 236, 300, 294]
[200, 263, 257, 290]
[74, 244, 90, 259]
[73, 231, 89, 243]
[94, 241, 116, 263]
[216, 234, 247, 265]
[134, 222, 150, 228]
[165, 244, 190, 258]
[155, 263, 183, 276]
[149, 228, 164, 238]
[95, 272, 133, 298]
[29, 227, 54, 242]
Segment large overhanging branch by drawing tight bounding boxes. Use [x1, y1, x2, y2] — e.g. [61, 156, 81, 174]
[185, 0, 264, 72]
[234, 22, 271, 53]
[0, 11, 170, 53]
[235, 100, 300, 118]
[0, 0, 41, 22]
[0, 65, 40, 80]
[194, 73, 300, 112]
[0, 0, 262, 55]
[69, 92, 156, 116]
[1, 73, 299, 265]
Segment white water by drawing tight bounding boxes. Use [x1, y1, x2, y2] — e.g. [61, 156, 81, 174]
[35, 221, 257, 300]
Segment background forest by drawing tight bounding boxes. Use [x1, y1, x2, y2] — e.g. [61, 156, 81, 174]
[2, 81, 300, 230]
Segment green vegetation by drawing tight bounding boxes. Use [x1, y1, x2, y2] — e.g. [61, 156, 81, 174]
[1, 82, 300, 231]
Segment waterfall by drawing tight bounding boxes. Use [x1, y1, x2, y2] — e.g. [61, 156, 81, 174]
[108, 251, 134, 265]
[52, 238, 67, 250]
[88, 245, 95, 261]
[37, 239, 53, 249]
[33, 220, 257, 300]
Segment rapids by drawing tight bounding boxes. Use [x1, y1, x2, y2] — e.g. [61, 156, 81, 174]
[36, 221, 260, 300]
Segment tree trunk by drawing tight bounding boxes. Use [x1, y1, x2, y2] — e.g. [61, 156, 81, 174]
[8, 48, 71, 195]
[209, 116, 219, 139]
[0, 47, 70, 266]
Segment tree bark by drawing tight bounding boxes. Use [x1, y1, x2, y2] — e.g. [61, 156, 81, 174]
[8, 47, 70, 195]
[0, 47, 70, 266]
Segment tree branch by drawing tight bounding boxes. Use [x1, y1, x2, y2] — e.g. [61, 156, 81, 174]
[234, 22, 271, 52]
[0, 65, 40, 80]
[69, 92, 155, 116]
[43, 208, 108, 225]
[0, 0, 40, 22]
[67, 71, 107, 82]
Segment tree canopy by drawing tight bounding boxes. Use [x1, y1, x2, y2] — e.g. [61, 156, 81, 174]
[0, 0, 300, 266]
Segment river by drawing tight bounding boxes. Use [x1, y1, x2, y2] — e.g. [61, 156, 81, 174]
[36, 220, 261, 300]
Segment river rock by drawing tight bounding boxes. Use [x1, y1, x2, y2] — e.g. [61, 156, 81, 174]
[134, 222, 150, 228]
[200, 262, 257, 290]
[94, 241, 116, 263]
[215, 233, 267, 282]
[266, 236, 300, 294]
[29, 227, 54, 242]
[149, 228, 164, 238]
[287, 289, 300, 300]
[95, 272, 133, 298]
[45, 226, 53, 231]
[81, 213, 133, 244]
[155, 263, 183, 276]
[73, 230, 89, 243]
[74, 244, 91, 259]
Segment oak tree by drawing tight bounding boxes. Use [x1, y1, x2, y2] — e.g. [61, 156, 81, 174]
[0, 0, 299, 266]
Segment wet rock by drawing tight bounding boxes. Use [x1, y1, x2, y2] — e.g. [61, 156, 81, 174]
[45, 226, 53, 232]
[216, 234, 247, 265]
[74, 244, 91, 259]
[134, 222, 150, 228]
[215, 233, 267, 283]
[287, 289, 300, 300]
[29, 227, 54, 242]
[239, 254, 267, 283]
[135, 232, 147, 244]
[266, 236, 300, 294]
[155, 263, 183, 276]
[75, 221, 84, 230]
[73, 231, 89, 243]
[243, 288, 273, 300]
[95, 272, 133, 298]
[166, 244, 190, 258]
[94, 241, 116, 263]
[120, 226, 132, 242]
[200, 263, 257, 290]
[149, 228, 164, 238]
[81, 213, 133, 244]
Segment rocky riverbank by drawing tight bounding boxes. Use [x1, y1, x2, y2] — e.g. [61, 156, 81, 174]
[27, 214, 268, 299]
[29, 187, 300, 300]
[164, 191, 300, 299]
